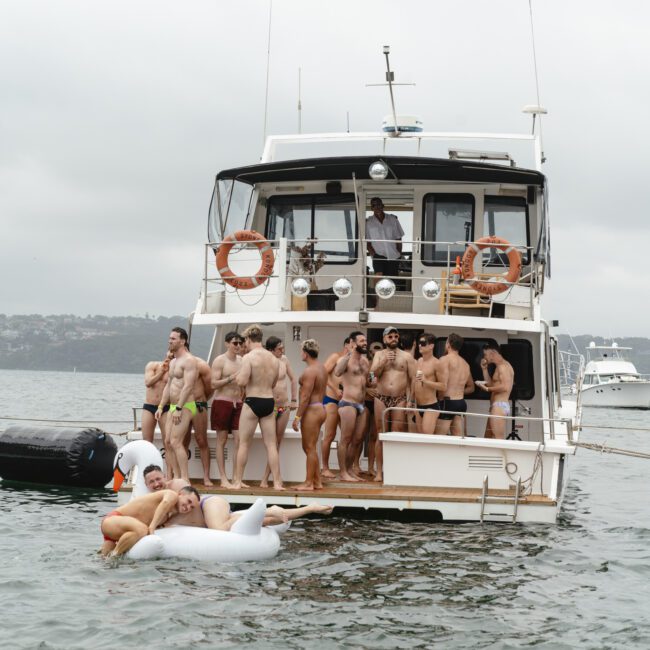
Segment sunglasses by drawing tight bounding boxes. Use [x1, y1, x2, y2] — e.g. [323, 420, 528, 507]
[418, 340, 429, 346]
[231, 341, 243, 346]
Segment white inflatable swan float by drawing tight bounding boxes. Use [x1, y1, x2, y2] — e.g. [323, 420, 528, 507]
[112, 440, 288, 562]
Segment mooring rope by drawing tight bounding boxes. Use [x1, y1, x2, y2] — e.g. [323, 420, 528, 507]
[572, 441, 650, 460]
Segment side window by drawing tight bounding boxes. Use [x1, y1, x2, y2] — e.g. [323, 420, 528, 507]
[266, 194, 358, 265]
[483, 196, 530, 265]
[422, 194, 474, 266]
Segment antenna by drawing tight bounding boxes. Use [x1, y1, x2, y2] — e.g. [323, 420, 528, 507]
[262, 0, 273, 147]
[297, 67, 302, 134]
[527, 0, 546, 162]
[365, 45, 415, 136]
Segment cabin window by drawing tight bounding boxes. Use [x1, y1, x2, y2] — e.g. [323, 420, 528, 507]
[209, 179, 254, 243]
[266, 194, 358, 264]
[483, 196, 530, 265]
[421, 194, 474, 266]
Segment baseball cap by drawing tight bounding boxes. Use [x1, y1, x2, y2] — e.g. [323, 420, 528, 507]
[383, 326, 399, 337]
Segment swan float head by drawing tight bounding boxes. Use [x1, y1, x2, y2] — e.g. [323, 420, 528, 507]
[113, 440, 163, 497]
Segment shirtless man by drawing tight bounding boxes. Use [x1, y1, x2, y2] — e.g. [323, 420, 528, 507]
[261, 337, 298, 488]
[141, 351, 172, 444]
[155, 327, 198, 482]
[99, 486, 200, 557]
[334, 331, 370, 482]
[210, 331, 244, 488]
[476, 342, 514, 439]
[233, 324, 282, 490]
[189, 356, 215, 486]
[320, 337, 349, 479]
[412, 333, 445, 435]
[292, 339, 327, 490]
[370, 326, 416, 482]
[434, 333, 474, 436]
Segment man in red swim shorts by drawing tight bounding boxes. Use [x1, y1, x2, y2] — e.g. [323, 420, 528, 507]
[210, 331, 244, 488]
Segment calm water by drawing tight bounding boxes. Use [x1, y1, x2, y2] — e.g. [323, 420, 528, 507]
[1, 369, 649, 649]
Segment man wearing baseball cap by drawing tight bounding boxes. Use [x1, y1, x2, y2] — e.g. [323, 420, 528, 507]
[369, 326, 416, 482]
[366, 198, 404, 282]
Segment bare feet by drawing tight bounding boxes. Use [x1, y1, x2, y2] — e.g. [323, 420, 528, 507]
[203, 478, 214, 487]
[228, 481, 250, 490]
[339, 472, 361, 482]
[259, 480, 269, 488]
[220, 478, 233, 489]
[273, 482, 286, 491]
[373, 473, 383, 483]
[295, 482, 315, 491]
[321, 468, 336, 479]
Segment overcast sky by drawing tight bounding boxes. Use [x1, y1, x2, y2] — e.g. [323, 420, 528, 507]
[1, 0, 648, 336]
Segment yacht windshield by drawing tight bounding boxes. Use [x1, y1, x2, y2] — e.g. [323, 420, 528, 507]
[208, 179, 254, 243]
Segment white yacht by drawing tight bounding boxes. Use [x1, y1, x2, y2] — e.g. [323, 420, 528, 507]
[580, 342, 650, 409]
[122, 81, 581, 523]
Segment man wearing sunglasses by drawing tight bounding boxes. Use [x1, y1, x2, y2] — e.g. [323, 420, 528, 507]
[210, 331, 245, 488]
[413, 333, 446, 434]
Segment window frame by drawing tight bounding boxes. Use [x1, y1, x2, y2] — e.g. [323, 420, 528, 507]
[421, 193, 475, 267]
[483, 195, 531, 266]
[265, 193, 359, 266]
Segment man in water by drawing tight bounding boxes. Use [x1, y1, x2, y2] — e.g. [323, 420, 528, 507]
[142, 466, 333, 528]
[434, 333, 474, 436]
[292, 339, 327, 491]
[334, 331, 370, 482]
[99, 485, 200, 557]
[412, 332, 445, 435]
[142, 464, 188, 492]
[141, 351, 172, 444]
[320, 337, 349, 479]
[155, 327, 198, 482]
[370, 326, 416, 482]
[210, 331, 244, 488]
[232, 324, 282, 490]
[476, 342, 514, 439]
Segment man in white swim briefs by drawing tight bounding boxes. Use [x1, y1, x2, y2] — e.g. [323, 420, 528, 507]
[476, 342, 515, 439]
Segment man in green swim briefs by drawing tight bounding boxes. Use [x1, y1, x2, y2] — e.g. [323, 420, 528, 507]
[156, 327, 198, 482]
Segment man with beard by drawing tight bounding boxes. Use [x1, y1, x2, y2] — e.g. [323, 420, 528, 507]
[370, 327, 416, 482]
[155, 327, 198, 482]
[334, 331, 370, 482]
[141, 351, 172, 444]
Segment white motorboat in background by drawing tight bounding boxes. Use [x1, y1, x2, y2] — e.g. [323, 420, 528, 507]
[581, 342, 650, 409]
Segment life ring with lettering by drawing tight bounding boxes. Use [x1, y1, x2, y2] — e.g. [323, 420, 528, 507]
[216, 230, 275, 290]
[460, 236, 521, 296]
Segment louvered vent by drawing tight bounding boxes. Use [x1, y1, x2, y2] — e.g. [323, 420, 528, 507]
[468, 455, 504, 470]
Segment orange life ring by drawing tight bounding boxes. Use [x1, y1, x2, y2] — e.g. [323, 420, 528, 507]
[460, 236, 521, 296]
[216, 230, 275, 290]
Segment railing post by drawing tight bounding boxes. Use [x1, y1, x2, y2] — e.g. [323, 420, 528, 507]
[278, 237, 287, 310]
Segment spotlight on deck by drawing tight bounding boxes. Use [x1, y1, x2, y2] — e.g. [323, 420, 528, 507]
[333, 277, 353, 299]
[422, 280, 441, 300]
[375, 278, 396, 299]
[368, 160, 389, 181]
[291, 277, 310, 297]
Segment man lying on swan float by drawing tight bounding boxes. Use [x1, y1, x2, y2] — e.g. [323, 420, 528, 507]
[103, 440, 333, 561]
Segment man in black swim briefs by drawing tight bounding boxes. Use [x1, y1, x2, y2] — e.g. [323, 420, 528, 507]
[231, 324, 284, 490]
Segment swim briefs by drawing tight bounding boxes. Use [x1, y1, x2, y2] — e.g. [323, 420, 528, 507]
[338, 400, 365, 415]
[244, 396, 275, 419]
[101, 510, 122, 542]
[437, 398, 468, 421]
[170, 402, 198, 418]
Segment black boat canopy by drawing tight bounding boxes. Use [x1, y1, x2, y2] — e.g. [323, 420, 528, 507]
[216, 155, 545, 187]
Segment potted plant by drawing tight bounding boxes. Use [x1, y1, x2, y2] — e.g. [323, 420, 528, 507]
[289, 240, 338, 310]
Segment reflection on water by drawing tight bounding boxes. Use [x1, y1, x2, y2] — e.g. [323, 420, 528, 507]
[1, 373, 650, 648]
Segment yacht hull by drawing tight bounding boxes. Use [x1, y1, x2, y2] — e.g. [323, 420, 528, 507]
[580, 382, 650, 409]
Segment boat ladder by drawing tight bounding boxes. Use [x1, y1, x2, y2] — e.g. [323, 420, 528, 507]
[479, 475, 522, 523]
